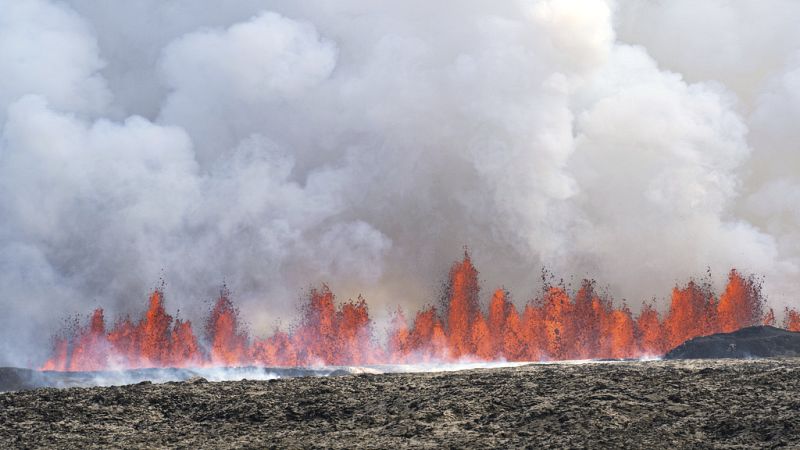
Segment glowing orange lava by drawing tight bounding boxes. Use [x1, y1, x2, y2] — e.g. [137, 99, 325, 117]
[42, 251, 799, 371]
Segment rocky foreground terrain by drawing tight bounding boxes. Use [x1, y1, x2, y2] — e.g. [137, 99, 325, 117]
[2, 359, 800, 448]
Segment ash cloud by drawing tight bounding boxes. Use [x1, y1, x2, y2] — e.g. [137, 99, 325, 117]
[0, 0, 798, 366]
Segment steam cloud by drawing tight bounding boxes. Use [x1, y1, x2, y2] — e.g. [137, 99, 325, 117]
[1, 0, 798, 366]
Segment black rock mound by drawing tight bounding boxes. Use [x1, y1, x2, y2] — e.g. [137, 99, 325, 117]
[665, 325, 800, 359]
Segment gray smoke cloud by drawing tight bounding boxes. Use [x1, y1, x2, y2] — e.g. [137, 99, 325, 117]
[1, 0, 798, 366]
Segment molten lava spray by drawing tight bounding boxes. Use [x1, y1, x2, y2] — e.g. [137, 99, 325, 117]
[43, 251, 797, 371]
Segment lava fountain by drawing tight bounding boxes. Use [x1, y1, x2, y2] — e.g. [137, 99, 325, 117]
[42, 251, 800, 372]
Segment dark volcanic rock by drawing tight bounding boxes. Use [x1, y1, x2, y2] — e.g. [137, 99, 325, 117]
[2, 359, 800, 448]
[665, 326, 800, 359]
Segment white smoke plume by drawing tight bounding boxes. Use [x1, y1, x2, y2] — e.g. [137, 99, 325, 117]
[0, 0, 798, 366]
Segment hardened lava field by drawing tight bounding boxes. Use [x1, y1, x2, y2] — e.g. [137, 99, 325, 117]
[2, 359, 800, 449]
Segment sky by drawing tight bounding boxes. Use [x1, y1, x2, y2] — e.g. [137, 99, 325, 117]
[1, 0, 799, 366]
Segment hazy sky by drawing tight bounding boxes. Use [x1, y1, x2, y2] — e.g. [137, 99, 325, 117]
[1, 0, 798, 365]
